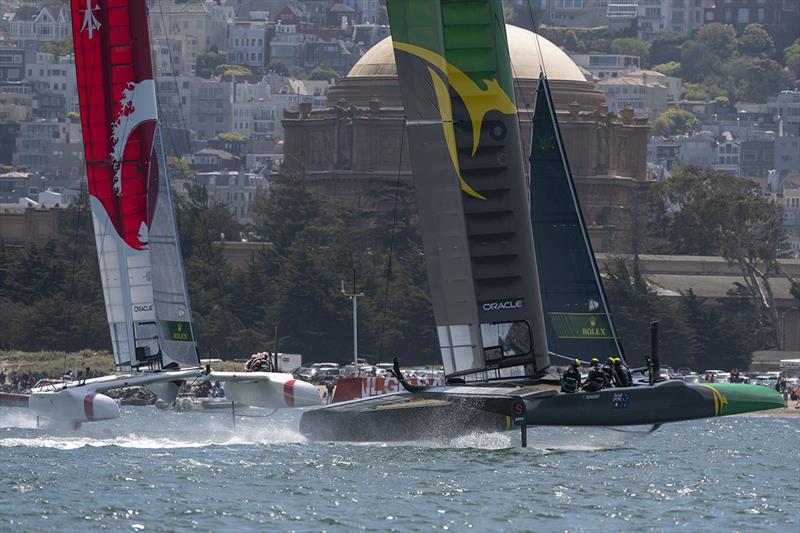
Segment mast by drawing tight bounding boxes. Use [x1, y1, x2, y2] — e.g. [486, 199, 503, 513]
[386, 1, 550, 380]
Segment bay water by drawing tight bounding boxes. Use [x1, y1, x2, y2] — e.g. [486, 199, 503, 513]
[0, 406, 797, 532]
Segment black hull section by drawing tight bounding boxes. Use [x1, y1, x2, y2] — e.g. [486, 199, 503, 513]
[299, 381, 784, 442]
[299, 394, 509, 442]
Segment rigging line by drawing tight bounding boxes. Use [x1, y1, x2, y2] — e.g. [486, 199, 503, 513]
[376, 120, 406, 364]
[62, 170, 87, 376]
[525, 0, 547, 79]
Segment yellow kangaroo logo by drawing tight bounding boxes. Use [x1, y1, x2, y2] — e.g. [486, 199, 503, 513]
[393, 41, 517, 200]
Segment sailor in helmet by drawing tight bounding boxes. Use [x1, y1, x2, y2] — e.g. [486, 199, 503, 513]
[560, 359, 582, 394]
[601, 357, 616, 388]
[613, 357, 632, 387]
[582, 358, 606, 392]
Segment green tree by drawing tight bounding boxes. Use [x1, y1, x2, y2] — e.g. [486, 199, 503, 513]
[309, 63, 340, 81]
[652, 61, 681, 77]
[611, 38, 650, 66]
[783, 39, 800, 77]
[694, 23, 737, 60]
[603, 258, 700, 368]
[648, 167, 788, 348]
[681, 81, 708, 100]
[680, 40, 719, 82]
[196, 51, 226, 79]
[167, 156, 192, 182]
[737, 23, 774, 57]
[736, 57, 792, 103]
[649, 32, 683, 65]
[215, 64, 253, 77]
[40, 37, 73, 57]
[289, 66, 308, 80]
[652, 108, 701, 137]
[267, 60, 289, 76]
[213, 131, 246, 142]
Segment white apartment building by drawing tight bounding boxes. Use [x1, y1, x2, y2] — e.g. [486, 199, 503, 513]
[24, 52, 77, 115]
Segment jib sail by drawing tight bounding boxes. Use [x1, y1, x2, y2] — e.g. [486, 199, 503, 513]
[529, 75, 625, 363]
[71, 0, 198, 369]
[386, 0, 549, 379]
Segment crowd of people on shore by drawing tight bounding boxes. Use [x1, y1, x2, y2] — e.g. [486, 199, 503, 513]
[0, 368, 103, 394]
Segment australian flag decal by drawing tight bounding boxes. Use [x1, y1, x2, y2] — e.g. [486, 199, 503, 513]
[612, 392, 631, 409]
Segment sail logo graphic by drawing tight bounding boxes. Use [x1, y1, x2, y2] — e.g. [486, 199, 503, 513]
[481, 298, 524, 312]
[79, 0, 101, 39]
[582, 315, 608, 337]
[393, 41, 516, 200]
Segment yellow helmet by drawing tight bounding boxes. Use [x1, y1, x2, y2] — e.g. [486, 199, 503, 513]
[573, 359, 581, 367]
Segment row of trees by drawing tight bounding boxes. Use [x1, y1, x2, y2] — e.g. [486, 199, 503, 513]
[1, 167, 795, 369]
[503, 7, 798, 106]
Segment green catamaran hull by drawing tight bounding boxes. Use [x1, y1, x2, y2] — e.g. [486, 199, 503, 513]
[299, 382, 784, 442]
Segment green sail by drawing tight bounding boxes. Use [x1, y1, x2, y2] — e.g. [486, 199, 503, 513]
[529, 75, 625, 363]
[386, 0, 549, 377]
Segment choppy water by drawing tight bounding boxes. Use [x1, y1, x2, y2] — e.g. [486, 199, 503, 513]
[0, 406, 797, 532]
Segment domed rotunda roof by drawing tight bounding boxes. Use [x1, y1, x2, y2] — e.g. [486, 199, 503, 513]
[347, 25, 586, 82]
[327, 25, 603, 111]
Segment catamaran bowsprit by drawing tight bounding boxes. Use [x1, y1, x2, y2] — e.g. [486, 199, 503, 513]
[298, 0, 784, 443]
[28, 0, 320, 428]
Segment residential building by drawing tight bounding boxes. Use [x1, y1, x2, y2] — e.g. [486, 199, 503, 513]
[270, 22, 310, 68]
[597, 70, 671, 119]
[150, 0, 234, 55]
[767, 91, 800, 138]
[678, 132, 717, 167]
[770, 185, 800, 258]
[0, 90, 31, 121]
[540, 0, 609, 28]
[24, 51, 76, 118]
[740, 138, 775, 178]
[12, 119, 83, 178]
[345, 0, 382, 24]
[186, 170, 266, 223]
[229, 21, 269, 71]
[189, 78, 234, 139]
[155, 76, 193, 131]
[572, 54, 640, 81]
[647, 137, 681, 171]
[714, 133, 740, 175]
[0, 122, 21, 164]
[8, 6, 70, 49]
[152, 34, 199, 76]
[0, 46, 24, 82]
[636, 0, 711, 39]
[775, 136, 800, 180]
[184, 148, 239, 172]
[305, 40, 356, 75]
[704, 0, 800, 49]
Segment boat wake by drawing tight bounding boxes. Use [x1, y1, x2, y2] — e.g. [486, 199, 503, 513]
[0, 410, 39, 429]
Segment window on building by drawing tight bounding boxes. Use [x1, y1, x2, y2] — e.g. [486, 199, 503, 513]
[737, 8, 749, 23]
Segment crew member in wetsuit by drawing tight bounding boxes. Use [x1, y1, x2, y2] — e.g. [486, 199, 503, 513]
[601, 358, 616, 388]
[561, 359, 582, 393]
[582, 358, 606, 392]
[613, 357, 632, 387]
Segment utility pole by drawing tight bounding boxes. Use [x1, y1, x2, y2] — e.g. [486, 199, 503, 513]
[341, 269, 364, 376]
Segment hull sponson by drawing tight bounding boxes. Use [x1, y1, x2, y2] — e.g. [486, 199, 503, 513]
[299, 382, 785, 442]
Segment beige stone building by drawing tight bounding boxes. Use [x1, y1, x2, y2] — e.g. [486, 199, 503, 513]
[282, 25, 651, 252]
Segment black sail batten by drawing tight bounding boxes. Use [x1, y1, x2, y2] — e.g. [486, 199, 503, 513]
[529, 75, 626, 363]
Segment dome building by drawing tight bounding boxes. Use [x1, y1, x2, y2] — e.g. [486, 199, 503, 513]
[282, 25, 650, 252]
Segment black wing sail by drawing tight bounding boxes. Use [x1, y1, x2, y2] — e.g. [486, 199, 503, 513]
[529, 75, 625, 363]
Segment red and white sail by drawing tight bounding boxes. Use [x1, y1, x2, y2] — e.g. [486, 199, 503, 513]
[70, 0, 197, 370]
